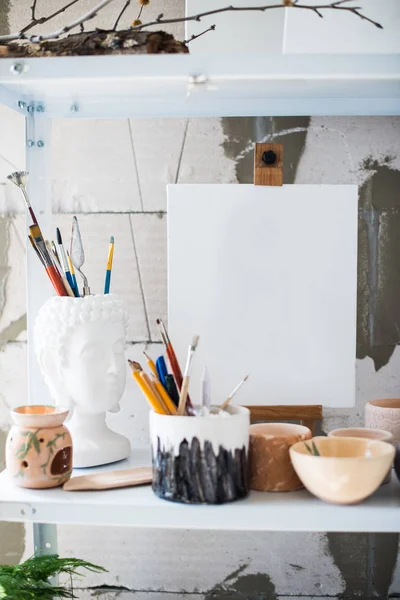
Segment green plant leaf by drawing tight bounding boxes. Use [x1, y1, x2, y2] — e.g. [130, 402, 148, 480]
[304, 442, 313, 455]
[311, 441, 321, 456]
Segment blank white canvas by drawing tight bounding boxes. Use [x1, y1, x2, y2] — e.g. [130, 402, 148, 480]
[168, 184, 358, 408]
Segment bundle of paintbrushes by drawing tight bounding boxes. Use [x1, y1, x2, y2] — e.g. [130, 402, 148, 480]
[129, 319, 249, 416]
[8, 171, 115, 297]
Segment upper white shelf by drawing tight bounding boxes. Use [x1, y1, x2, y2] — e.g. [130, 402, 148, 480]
[0, 53, 399, 119]
[0, 450, 399, 532]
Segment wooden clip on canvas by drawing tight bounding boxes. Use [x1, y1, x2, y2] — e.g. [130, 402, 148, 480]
[252, 142, 322, 434]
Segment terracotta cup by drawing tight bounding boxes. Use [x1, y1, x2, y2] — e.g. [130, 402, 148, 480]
[249, 423, 311, 492]
[6, 405, 73, 489]
[365, 398, 400, 446]
[329, 427, 394, 484]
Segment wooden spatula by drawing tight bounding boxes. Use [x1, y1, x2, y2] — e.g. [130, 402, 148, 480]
[63, 466, 152, 491]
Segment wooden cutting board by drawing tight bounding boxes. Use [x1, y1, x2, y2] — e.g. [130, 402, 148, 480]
[63, 466, 152, 491]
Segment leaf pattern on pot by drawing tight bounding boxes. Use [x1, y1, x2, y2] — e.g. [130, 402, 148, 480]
[16, 429, 42, 459]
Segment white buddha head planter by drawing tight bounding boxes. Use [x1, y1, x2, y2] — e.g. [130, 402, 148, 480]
[34, 294, 131, 468]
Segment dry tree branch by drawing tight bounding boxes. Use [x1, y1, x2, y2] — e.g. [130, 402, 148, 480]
[0, 0, 382, 44]
[113, 0, 132, 30]
[19, 0, 83, 36]
[130, 1, 382, 31]
[184, 24, 216, 45]
[0, 0, 116, 42]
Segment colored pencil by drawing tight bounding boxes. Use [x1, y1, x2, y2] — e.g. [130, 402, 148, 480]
[104, 235, 114, 294]
[150, 374, 177, 416]
[128, 360, 167, 414]
[29, 225, 68, 297]
[143, 351, 157, 376]
[156, 356, 168, 388]
[178, 335, 200, 416]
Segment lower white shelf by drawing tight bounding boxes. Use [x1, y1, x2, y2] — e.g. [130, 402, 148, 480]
[0, 450, 399, 532]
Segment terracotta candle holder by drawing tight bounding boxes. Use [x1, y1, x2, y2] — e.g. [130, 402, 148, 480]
[249, 423, 311, 492]
[6, 405, 73, 489]
[150, 406, 250, 504]
[365, 398, 400, 446]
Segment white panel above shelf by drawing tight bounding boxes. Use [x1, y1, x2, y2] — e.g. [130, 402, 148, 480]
[0, 54, 399, 118]
[0, 451, 399, 532]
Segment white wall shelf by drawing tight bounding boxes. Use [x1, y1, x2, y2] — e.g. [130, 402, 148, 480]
[0, 451, 399, 532]
[0, 53, 399, 118]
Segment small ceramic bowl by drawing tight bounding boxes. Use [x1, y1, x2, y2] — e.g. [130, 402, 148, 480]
[249, 423, 311, 492]
[328, 427, 393, 443]
[365, 398, 400, 446]
[289, 436, 395, 505]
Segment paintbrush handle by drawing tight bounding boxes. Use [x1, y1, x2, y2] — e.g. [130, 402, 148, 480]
[45, 265, 69, 296]
[166, 346, 194, 411]
[177, 376, 190, 416]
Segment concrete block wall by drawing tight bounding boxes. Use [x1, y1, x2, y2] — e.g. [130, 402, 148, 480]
[1, 2, 400, 599]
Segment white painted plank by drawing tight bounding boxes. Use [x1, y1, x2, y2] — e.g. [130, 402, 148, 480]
[168, 184, 358, 408]
[0, 454, 399, 531]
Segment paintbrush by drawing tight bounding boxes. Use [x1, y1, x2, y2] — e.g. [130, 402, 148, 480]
[28, 235, 45, 266]
[104, 235, 114, 294]
[29, 225, 68, 296]
[70, 216, 90, 296]
[56, 228, 75, 294]
[177, 335, 200, 416]
[7, 171, 38, 226]
[157, 318, 194, 412]
[45, 241, 75, 297]
[219, 374, 250, 411]
[67, 251, 80, 297]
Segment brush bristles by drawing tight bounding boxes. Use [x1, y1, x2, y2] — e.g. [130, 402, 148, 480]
[30, 224, 42, 241]
[7, 171, 28, 187]
[191, 335, 200, 351]
[56, 227, 63, 245]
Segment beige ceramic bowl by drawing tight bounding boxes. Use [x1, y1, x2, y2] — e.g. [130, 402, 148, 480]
[289, 436, 395, 505]
[328, 428, 394, 485]
[249, 423, 311, 492]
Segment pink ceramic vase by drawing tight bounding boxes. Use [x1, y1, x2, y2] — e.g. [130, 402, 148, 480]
[6, 405, 73, 489]
[365, 398, 400, 447]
